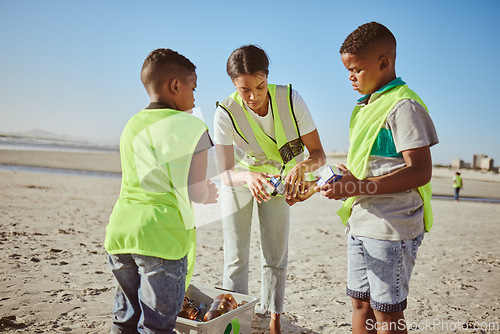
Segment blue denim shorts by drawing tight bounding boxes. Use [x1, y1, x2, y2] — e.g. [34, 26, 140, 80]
[346, 232, 424, 313]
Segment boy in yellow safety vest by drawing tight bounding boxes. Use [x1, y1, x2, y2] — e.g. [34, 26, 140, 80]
[316, 22, 439, 333]
[104, 48, 218, 333]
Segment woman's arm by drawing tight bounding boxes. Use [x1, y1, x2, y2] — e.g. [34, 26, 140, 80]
[284, 129, 326, 198]
[215, 144, 278, 204]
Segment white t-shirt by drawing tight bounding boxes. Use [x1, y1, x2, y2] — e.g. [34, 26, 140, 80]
[214, 89, 316, 146]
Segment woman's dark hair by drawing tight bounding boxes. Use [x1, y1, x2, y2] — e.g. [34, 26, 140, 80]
[226, 45, 269, 80]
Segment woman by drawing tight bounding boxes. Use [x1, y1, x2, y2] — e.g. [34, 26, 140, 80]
[214, 45, 326, 334]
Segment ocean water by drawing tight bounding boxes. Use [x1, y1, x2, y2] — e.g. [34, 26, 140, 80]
[3, 136, 495, 203]
[0, 135, 119, 153]
[432, 195, 500, 204]
[0, 135, 222, 181]
[0, 135, 121, 178]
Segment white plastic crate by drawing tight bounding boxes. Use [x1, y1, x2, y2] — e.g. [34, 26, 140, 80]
[175, 284, 259, 334]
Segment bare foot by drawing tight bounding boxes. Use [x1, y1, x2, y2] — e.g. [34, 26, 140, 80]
[270, 312, 281, 334]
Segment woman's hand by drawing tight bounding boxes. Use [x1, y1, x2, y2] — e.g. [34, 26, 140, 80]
[284, 129, 326, 201]
[283, 163, 306, 200]
[286, 180, 318, 206]
[244, 171, 280, 204]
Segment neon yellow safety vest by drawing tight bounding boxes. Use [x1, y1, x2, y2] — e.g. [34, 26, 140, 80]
[217, 84, 304, 178]
[336, 84, 434, 232]
[105, 108, 208, 287]
[453, 175, 462, 188]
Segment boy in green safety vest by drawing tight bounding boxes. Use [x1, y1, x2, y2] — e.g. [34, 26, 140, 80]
[104, 48, 218, 333]
[315, 22, 439, 333]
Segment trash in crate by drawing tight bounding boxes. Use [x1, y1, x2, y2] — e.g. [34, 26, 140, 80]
[178, 293, 238, 322]
[178, 297, 208, 321]
[203, 293, 238, 321]
[175, 284, 259, 334]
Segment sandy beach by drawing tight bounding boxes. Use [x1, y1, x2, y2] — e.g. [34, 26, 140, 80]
[1, 149, 499, 333]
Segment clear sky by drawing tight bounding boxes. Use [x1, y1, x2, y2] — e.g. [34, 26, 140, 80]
[1, 0, 499, 166]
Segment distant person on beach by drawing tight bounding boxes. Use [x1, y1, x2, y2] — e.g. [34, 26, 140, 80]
[453, 171, 463, 201]
[104, 48, 218, 333]
[214, 44, 326, 334]
[316, 22, 439, 333]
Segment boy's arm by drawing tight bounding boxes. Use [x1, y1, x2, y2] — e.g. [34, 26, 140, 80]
[316, 146, 432, 199]
[188, 133, 218, 204]
[188, 149, 218, 204]
[365, 145, 432, 194]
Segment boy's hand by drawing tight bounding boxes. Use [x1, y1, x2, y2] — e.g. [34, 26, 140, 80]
[315, 164, 358, 200]
[202, 179, 219, 204]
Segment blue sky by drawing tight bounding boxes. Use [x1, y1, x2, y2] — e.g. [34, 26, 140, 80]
[1, 0, 499, 166]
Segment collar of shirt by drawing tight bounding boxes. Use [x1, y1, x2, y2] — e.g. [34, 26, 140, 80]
[145, 102, 175, 110]
[356, 77, 406, 106]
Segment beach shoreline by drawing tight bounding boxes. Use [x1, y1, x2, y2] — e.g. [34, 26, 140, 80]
[1, 149, 499, 333]
[2, 149, 499, 200]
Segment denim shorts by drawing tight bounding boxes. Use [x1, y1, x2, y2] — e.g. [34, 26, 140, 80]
[346, 232, 424, 313]
[108, 253, 187, 333]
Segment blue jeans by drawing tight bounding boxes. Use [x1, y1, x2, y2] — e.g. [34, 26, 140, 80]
[108, 254, 187, 334]
[454, 187, 461, 200]
[346, 232, 424, 313]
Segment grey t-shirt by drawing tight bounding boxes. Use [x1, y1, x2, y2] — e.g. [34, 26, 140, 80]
[348, 99, 439, 241]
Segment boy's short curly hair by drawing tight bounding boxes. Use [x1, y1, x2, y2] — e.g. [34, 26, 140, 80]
[141, 48, 196, 95]
[340, 22, 396, 55]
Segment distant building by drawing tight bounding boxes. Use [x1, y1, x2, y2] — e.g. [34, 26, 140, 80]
[480, 157, 494, 171]
[473, 154, 494, 171]
[451, 158, 464, 169]
[451, 155, 495, 171]
[473, 154, 486, 169]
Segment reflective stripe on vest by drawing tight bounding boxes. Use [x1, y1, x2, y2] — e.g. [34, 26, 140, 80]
[218, 84, 304, 175]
